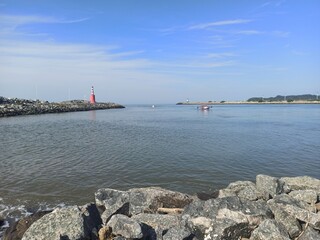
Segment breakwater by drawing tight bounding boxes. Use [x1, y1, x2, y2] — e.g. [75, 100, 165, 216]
[0, 97, 125, 117]
[1, 175, 319, 240]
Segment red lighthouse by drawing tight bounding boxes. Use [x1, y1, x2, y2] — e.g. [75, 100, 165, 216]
[90, 86, 96, 104]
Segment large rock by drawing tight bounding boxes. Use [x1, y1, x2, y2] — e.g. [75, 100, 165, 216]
[95, 187, 193, 223]
[280, 176, 320, 192]
[184, 196, 272, 225]
[249, 219, 290, 240]
[3, 211, 51, 240]
[271, 194, 315, 212]
[22, 204, 102, 240]
[162, 226, 194, 240]
[256, 175, 284, 200]
[298, 226, 320, 240]
[106, 214, 143, 239]
[267, 200, 302, 238]
[218, 181, 258, 201]
[132, 213, 182, 239]
[289, 190, 318, 205]
[279, 204, 320, 230]
[128, 187, 193, 215]
[184, 216, 212, 239]
[183, 196, 272, 239]
[95, 189, 129, 208]
[132, 213, 180, 230]
[95, 189, 130, 224]
[267, 194, 320, 237]
[203, 218, 253, 240]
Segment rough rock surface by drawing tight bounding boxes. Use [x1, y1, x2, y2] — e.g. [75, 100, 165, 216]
[21, 204, 101, 240]
[218, 181, 258, 201]
[2, 175, 320, 240]
[107, 214, 143, 239]
[280, 176, 320, 192]
[3, 211, 51, 240]
[256, 174, 284, 200]
[250, 219, 290, 240]
[298, 226, 320, 240]
[95, 187, 193, 224]
[289, 190, 318, 204]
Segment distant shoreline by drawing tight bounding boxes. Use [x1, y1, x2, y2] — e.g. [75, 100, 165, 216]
[176, 101, 320, 105]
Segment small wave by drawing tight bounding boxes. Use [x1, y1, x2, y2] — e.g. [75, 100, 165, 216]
[0, 198, 67, 239]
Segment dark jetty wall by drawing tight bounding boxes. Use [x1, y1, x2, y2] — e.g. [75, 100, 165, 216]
[2, 175, 320, 240]
[0, 97, 125, 117]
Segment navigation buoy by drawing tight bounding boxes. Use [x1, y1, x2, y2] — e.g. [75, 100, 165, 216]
[90, 86, 96, 104]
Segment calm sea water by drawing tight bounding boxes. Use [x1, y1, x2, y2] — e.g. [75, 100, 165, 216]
[1, 104, 320, 214]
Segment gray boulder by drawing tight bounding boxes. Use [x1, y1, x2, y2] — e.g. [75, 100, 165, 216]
[22, 204, 101, 240]
[184, 196, 272, 225]
[183, 196, 272, 239]
[256, 175, 284, 200]
[280, 176, 320, 192]
[132, 213, 180, 230]
[95, 189, 130, 224]
[271, 194, 315, 212]
[267, 194, 320, 236]
[218, 181, 258, 201]
[278, 204, 320, 230]
[249, 219, 290, 240]
[95, 187, 193, 221]
[289, 190, 318, 205]
[3, 211, 51, 240]
[106, 214, 143, 239]
[184, 216, 212, 239]
[95, 189, 129, 208]
[132, 213, 181, 239]
[298, 226, 320, 240]
[203, 218, 253, 240]
[162, 226, 194, 240]
[267, 200, 302, 238]
[128, 187, 193, 215]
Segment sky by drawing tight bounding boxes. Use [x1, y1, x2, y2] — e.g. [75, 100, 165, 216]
[0, 0, 319, 104]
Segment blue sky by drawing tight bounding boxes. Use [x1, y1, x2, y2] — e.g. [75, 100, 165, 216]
[0, 0, 319, 103]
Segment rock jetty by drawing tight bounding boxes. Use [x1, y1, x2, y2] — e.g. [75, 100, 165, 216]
[0, 96, 125, 117]
[3, 175, 320, 240]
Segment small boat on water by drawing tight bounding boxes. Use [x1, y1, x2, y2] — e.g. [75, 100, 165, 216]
[197, 105, 210, 110]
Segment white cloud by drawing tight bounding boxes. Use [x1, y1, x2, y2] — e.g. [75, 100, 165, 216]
[203, 52, 237, 59]
[271, 31, 289, 37]
[189, 19, 252, 30]
[0, 14, 89, 27]
[234, 30, 264, 35]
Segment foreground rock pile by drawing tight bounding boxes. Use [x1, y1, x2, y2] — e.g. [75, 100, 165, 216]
[0, 97, 125, 117]
[3, 175, 320, 240]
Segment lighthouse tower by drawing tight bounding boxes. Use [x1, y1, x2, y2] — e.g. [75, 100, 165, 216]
[90, 86, 96, 104]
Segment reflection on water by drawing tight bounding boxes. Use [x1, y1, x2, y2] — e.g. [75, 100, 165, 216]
[89, 110, 96, 121]
[0, 104, 319, 206]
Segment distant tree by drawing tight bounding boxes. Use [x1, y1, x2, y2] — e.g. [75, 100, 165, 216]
[287, 99, 294, 103]
[220, 101, 226, 103]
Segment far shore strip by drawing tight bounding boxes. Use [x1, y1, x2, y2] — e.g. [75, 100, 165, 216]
[177, 101, 320, 105]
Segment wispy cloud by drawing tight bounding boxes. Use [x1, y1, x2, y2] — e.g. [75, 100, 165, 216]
[0, 14, 89, 28]
[291, 50, 308, 56]
[271, 30, 289, 37]
[188, 19, 252, 30]
[204, 52, 237, 59]
[234, 30, 264, 35]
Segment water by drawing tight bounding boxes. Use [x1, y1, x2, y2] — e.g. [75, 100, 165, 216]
[0, 104, 320, 227]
